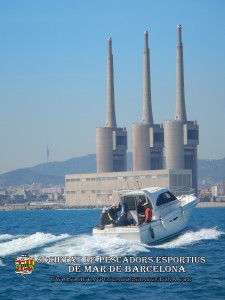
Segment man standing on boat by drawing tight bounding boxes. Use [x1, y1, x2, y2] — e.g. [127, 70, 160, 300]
[137, 199, 145, 224]
[139, 202, 152, 224]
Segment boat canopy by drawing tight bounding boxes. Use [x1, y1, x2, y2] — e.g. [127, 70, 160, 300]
[119, 187, 178, 210]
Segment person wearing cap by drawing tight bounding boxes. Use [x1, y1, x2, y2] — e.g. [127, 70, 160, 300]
[100, 207, 111, 229]
[108, 203, 121, 225]
[137, 198, 145, 214]
[139, 202, 152, 224]
[137, 199, 145, 224]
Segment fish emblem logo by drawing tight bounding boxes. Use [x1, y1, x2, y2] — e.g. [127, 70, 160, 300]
[14, 254, 35, 276]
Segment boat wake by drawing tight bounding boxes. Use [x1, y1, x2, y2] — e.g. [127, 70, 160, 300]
[152, 227, 224, 249]
[0, 232, 69, 257]
[0, 258, 5, 266]
[0, 228, 224, 259]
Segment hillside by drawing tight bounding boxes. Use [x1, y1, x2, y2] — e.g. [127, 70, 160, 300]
[0, 168, 63, 187]
[32, 154, 97, 176]
[198, 158, 225, 183]
[0, 154, 224, 187]
[0, 154, 97, 187]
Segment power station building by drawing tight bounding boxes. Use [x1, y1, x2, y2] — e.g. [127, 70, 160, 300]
[164, 25, 199, 194]
[65, 25, 199, 207]
[96, 37, 127, 173]
[132, 30, 164, 172]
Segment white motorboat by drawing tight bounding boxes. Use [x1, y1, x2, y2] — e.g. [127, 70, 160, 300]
[93, 187, 199, 244]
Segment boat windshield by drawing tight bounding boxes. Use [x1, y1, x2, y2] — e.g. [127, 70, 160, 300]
[156, 191, 177, 206]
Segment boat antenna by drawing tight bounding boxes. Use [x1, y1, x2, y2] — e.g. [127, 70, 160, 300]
[137, 181, 140, 190]
[124, 178, 130, 189]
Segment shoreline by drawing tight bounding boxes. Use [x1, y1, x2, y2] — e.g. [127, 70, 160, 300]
[197, 202, 225, 208]
[0, 202, 225, 211]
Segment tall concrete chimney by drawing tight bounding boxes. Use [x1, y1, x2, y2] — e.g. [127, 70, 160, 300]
[96, 37, 127, 173]
[133, 31, 155, 171]
[175, 24, 187, 122]
[106, 37, 117, 128]
[142, 31, 154, 125]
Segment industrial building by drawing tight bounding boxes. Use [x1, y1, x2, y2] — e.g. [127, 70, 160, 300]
[132, 30, 164, 171]
[165, 25, 199, 193]
[65, 24, 199, 206]
[65, 169, 192, 206]
[96, 37, 127, 173]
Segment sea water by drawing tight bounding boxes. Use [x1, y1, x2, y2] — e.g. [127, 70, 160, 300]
[0, 208, 224, 300]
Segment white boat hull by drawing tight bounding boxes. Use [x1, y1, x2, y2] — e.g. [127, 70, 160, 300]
[93, 195, 198, 244]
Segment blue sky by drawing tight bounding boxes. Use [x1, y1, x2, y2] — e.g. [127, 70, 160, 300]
[0, 0, 224, 174]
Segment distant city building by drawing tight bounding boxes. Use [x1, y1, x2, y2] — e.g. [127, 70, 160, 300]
[211, 185, 218, 197]
[223, 181, 225, 196]
[0, 184, 65, 206]
[65, 25, 199, 206]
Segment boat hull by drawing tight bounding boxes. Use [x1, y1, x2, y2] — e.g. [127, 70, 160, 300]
[93, 198, 198, 244]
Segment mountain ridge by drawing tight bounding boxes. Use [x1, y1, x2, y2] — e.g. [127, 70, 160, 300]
[0, 153, 224, 187]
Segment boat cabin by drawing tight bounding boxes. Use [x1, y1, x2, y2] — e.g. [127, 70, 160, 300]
[119, 187, 178, 225]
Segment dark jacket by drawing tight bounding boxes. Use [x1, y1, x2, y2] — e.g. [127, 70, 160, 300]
[108, 206, 120, 221]
[137, 202, 145, 214]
